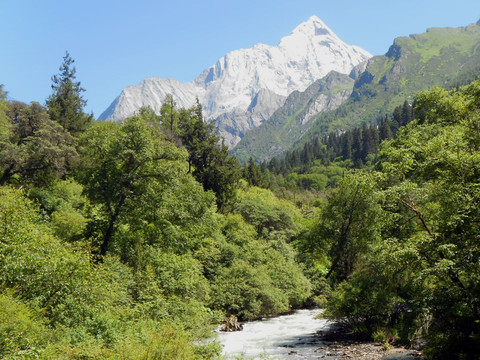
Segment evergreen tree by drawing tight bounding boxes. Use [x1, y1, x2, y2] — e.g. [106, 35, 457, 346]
[177, 100, 240, 211]
[244, 157, 264, 187]
[159, 94, 179, 142]
[401, 100, 413, 126]
[360, 123, 377, 162]
[379, 115, 394, 141]
[268, 157, 280, 173]
[46, 52, 92, 135]
[351, 128, 363, 167]
[341, 132, 353, 160]
[312, 137, 322, 158]
[0, 101, 77, 185]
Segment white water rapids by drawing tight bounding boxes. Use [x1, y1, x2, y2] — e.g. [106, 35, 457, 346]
[215, 308, 333, 359]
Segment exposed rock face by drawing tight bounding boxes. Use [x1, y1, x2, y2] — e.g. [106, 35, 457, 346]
[215, 89, 286, 146]
[99, 16, 372, 148]
[231, 71, 355, 162]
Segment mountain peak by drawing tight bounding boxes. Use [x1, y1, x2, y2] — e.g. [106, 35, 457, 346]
[291, 15, 333, 37]
[100, 16, 372, 148]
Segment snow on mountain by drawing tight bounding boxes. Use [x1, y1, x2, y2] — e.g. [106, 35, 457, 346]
[99, 16, 372, 148]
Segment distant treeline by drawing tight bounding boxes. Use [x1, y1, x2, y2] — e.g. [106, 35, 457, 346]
[263, 100, 414, 175]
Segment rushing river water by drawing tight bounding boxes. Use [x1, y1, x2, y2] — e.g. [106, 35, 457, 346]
[216, 308, 332, 359]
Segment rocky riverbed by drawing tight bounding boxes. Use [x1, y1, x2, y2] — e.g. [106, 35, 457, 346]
[311, 325, 423, 360]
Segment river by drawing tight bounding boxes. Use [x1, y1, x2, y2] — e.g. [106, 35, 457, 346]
[216, 308, 332, 359]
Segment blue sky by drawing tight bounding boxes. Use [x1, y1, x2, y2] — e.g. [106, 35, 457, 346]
[1, 0, 479, 117]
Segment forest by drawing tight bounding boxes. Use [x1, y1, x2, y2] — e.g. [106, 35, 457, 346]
[1, 53, 479, 359]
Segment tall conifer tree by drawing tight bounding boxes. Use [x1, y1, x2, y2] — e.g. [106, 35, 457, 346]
[46, 52, 92, 135]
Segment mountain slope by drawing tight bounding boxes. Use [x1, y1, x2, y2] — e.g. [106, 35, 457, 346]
[313, 21, 480, 134]
[235, 21, 480, 161]
[99, 16, 371, 147]
[232, 71, 356, 162]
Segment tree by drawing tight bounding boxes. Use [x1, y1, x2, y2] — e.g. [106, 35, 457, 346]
[243, 157, 264, 187]
[177, 100, 240, 211]
[376, 84, 480, 357]
[209, 213, 310, 320]
[160, 94, 179, 141]
[46, 51, 92, 135]
[318, 171, 382, 282]
[78, 116, 190, 257]
[326, 79, 480, 357]
[78, 112, 219, 262]
[0, 86, 12, 170]
[233, 184, 301, 239]
[0, 101, 77, 185]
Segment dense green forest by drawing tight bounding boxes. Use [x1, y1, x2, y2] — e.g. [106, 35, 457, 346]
[0, 53, 310, 359]
[257, 99, 414, 192]
[1, 52, 480, 359]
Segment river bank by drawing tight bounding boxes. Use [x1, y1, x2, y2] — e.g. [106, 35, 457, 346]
[313, 324, 423, 360]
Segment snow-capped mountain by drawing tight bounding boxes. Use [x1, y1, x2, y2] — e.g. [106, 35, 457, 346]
[99, 16, 372, 147]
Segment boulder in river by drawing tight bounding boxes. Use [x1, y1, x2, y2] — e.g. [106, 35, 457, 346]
[220, 315, 243, 332]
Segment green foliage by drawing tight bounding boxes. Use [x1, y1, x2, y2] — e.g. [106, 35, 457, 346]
[0, 86, 318, 358]
[0, 186, 222, 358]
[78, 116, 191, 256]
[233, 184, 301, 239]
[318, 171, 382, 282]
[1, 187, 114, 330]
[147, 250, 210, 302]
[159, 94, 179, 142]
[30, 179, 90, 242]
[46, 52, 93, 135]
[324, 79, 480, 359]
[243, 156, 268, 187]
[111, 323, 199, 360]
[210, 204, 311, 320]
[177, 100, 241, 211]
[1, 187, 120, 350]
[0, 292, 51, 359]
[0, 85, 9, 144]
[212, 259, 289, 320]
[0, 101, 77, 186]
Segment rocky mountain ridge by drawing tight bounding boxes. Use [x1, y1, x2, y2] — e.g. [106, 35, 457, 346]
[99, 16, 372, 147]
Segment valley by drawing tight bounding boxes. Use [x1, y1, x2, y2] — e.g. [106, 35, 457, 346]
[1, 13, 480, 360]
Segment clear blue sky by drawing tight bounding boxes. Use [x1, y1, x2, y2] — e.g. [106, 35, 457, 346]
[1, 0, 479, 118]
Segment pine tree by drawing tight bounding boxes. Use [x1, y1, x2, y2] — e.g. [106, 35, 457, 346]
[360, 124, 376, 162]
[160, 94, 179, 141]
[178, 100, 240, 210]
[401, 100, 413, 126]
[46, 51, 92, 135]
[341, 132, 353, 160]
[351, 128, 363, 167]
[244, 157, 263, 186]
